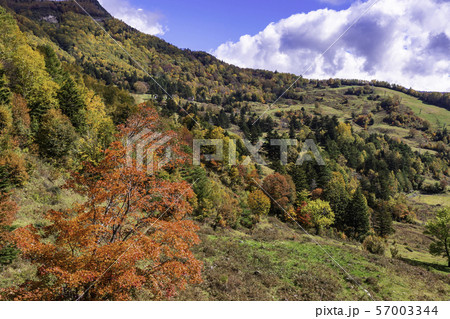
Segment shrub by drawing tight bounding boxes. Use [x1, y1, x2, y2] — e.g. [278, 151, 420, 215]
[362, 235, 386, 255]
[11, 94, 31, 146]
[239, 209, 255, 229]
[0, 244, 18, 265]
[0, 192, 18, 265]
[292, 202, 312, 228]
[262, 173, 296, 216]
[390, 243, 399, 259]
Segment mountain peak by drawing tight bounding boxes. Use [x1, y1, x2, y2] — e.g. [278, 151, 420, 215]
[0, 0, 111, 20]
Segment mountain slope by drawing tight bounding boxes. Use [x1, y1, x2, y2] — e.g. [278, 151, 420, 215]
[1, 0, 449, 111]
[0, 1, 449, 301]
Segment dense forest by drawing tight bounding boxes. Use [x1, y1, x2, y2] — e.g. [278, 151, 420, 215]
[0, 1, 449, 301]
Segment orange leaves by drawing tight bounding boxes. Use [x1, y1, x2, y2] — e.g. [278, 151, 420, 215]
[0, 192, 17, 250]
[262, 173, 296, 216]
[3, 107, 202, 301]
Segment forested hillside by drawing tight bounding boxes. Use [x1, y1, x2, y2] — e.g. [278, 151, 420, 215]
[0, 1, 449, 301]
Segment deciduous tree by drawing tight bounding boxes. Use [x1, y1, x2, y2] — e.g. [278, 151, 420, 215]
[302, 199, 334, 233]
[262, 173, 295, 216]
[424, 207, 450, 267]
[0, 192, 17, 265]
[248, 189, 270, 221]
[3, 109, 202, 300]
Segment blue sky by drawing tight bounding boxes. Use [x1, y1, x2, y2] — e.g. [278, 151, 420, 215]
[114, 0, 354, 51]
[99, 0, 450, 91]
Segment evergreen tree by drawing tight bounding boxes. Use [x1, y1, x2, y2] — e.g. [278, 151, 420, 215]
[345, 188, 370, 240]
[287, 164, 309, 192]
[324, 172, 350, 231]
[57, 76, 86, 129]
[37, 108, 78, 160]
[162, 98, 177, 116]
[372, 207, 393, 237]
[38, 45, 64, 84]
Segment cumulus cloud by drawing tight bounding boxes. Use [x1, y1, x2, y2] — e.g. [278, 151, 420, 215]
[213, 0, 450, 92]
[99, 0, 167, 36]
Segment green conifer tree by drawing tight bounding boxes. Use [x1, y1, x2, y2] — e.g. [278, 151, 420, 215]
[345, 188, 370, 240]
[57, 76, 86, 129]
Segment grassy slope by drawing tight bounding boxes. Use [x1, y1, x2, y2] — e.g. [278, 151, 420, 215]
[133, 86, 449, 300]
[171, 85, 450, 300]
[374, 88, 450, 129]
[4, 168, 448, 300]
[172, 218, 449, 301]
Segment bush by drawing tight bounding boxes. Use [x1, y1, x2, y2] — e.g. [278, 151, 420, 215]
[390, 243, 399, 259]
[239, 209, 256, 229]
[362, 235, 386, 255]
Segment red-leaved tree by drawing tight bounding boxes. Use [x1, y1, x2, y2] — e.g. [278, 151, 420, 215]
[2, 107, 202, 301]
[262, 173, 296, 216]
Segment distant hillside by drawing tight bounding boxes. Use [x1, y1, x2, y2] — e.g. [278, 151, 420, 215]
[1, 0, 449, 111]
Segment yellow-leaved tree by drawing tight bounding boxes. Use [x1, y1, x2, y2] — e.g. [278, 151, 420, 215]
[78, 90, 116, 165]
[248, 190, 271, 222]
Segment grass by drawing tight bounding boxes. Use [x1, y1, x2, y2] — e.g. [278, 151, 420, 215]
[251, 85, 447, 157]
[172, 218, 450, 301]
[0, 161, 83, 290]
[410, 193, 450, 206]
[374, 88, 450, 129]
[388, 222, 448, 274]
[12, 161, 83, 228]
[131, 93, 155, 105]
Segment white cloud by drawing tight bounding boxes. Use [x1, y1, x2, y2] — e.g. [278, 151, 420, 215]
[99, 0, 167, 36]
[213, 0, 450, 92]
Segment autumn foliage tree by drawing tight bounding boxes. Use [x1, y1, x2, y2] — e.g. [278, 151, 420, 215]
[247, 189, 270, 222]
[0, 192, 17, 265]
[2, 107, 202, 301]
[262, 173, 296, 216]
[292, 201, 312, 228]
[293, 199, 335, 234]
